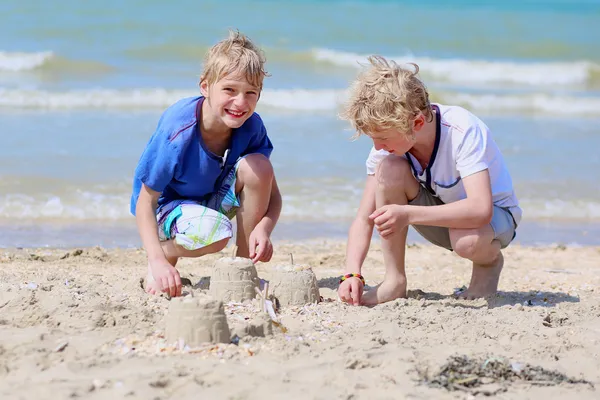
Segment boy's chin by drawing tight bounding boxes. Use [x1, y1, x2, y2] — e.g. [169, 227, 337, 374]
[222, 116, 249, 129]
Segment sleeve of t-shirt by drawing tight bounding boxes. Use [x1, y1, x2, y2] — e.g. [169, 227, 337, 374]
[365, 147, 390, 175]
[134, 129, 179, 193]
[455, 125, 489, 178]
[246, 121, 273, 158]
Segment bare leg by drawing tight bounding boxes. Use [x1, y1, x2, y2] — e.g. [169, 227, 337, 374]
[145, 238, 229, 294]
[362, 157, 420, 306]
[233, 154, 274, 258]
[450, 225, 503, 299]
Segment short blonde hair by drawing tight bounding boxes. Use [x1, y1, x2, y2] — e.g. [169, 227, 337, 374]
[200, 30, 268, 89]
[340, 55, 432, 138]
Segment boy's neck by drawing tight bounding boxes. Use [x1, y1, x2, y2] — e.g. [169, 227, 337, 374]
[200, 98, 232, 134]
[199, 99, 233, 156]
[409, 111, 437, 167]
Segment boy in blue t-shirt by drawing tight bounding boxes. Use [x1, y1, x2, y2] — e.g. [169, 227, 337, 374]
[131, 31, 282, 297]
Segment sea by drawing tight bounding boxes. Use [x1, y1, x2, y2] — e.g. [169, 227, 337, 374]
[1, 0, 600, 248]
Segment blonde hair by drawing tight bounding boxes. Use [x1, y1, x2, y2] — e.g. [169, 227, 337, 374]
[200, 30, 268, 89]
[340, 55, 432, 138]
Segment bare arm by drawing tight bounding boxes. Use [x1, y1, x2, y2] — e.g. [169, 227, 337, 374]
[135, 184, 169, 264]
[408, 169, 493, 229]
[256, 175, 282, 236]
[345, 175, 377, 274]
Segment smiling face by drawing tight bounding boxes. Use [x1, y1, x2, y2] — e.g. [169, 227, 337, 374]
[200, 73, 260, 131]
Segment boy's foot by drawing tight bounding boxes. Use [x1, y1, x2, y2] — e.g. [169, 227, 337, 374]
[361, 276, 407, 306]
[457, 253, 504, 300]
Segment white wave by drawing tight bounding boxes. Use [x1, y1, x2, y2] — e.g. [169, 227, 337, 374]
[0, 88, 196, 109]
[0, 87, 345, 111]
[0, 51, 54, 72]
[1, 86, 599, 116]
[520, 199, 600, 220]
[0, 193, 131, 220]
[3, 191, 600, 222]
[312, 48, 599, 86]
[260, 89, 345, 111]
[444, 92, 600, 116]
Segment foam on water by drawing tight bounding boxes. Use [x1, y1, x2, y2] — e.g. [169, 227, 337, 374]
[0, 51, 54, 72]
[312, 48, 600, 87]
[0, 51, 113, 74]
[2, 87, 599, 116]
[3, 190, 600, 223]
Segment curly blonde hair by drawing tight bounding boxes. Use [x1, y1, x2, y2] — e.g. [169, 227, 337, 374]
[340, 55, 432, 138]
[200, 30, 269, 89]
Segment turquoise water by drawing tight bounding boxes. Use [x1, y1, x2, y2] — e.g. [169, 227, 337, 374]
[1, 0, 600, 247]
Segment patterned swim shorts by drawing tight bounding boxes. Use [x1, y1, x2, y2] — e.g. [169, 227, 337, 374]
[156, 160, 240, 251]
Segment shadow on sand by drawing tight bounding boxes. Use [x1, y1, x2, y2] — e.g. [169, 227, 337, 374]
[317, 277, 580, 309]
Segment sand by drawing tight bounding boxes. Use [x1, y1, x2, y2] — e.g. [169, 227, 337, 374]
[0, 240, 599, 399]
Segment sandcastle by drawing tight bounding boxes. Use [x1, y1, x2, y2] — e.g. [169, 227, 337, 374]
[209, 252, 259, 303]
[165, 295, 230, 346]
[269, 254, 320, 307]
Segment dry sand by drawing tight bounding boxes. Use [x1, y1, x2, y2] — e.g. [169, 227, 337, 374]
[1, 241, 599, 399]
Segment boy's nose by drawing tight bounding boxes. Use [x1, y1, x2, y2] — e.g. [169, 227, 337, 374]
[233, 94, 248, 106]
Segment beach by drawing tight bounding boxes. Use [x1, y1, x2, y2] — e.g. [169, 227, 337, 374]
[1, 241, 598, 399]
[1, 0, 600, 247]
[2, 0, 600, 399]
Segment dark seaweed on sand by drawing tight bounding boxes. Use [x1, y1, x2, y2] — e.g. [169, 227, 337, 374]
[417, 355, 593, 394]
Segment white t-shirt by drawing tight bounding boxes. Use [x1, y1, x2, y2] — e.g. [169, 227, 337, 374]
[365, 103, 522, 225]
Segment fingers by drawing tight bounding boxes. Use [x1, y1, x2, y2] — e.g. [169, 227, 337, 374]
[167, 275, 177, 298]
[174, 272, 182, 297]
[372, 211, 392, 229]
[369, 206, 387, 221]
[262, 242, 273, 262]
[251, 239, 265, 263]
[338, 280, 363, 306]
[338, 281, 351, 304]
[160, 277, 170, 296]
[338, 288, 351, 304]
[252, 239, 274, 263]
[159, 270, 182, 298]
[378, 228, 394, 238]
[350, 280, 362, 306]
[249, 235, 258, 259]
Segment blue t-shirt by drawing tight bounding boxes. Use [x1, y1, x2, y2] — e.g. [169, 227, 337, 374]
[130, 96, 273, 215]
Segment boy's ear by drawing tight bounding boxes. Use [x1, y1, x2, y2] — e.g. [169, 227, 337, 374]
[199, 79, 209, 97]
[413, 114, 425, 131]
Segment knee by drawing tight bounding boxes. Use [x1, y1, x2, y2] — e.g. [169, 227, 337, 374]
[375, 156, 412, 190]
[450, 229, 483, 260]
[237, 154, 274, 189]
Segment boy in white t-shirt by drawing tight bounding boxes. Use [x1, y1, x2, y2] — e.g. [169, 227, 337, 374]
[338, 56, 521, 306]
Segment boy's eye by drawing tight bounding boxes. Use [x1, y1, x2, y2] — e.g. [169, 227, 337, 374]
[223, 88, 234, 92]
[247, 91, 258, 96]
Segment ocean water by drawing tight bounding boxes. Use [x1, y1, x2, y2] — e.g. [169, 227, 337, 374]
[1, 0, 600, 247]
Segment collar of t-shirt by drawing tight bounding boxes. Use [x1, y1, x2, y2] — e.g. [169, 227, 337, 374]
[405, 104, 441, 195]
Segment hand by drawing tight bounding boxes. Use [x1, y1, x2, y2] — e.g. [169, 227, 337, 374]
[248, 227, 273, 263]
[338, 277, 364, 306]
[369, 204, 410, 238]
[150, 259, 182, 298]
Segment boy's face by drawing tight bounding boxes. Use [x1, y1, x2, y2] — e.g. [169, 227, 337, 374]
[369, 128, 415, 154]
[368, 113, 425, 154]
[200, 74, 261, 129]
